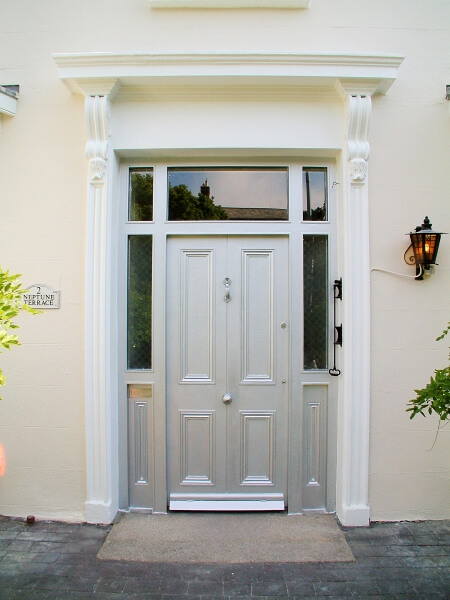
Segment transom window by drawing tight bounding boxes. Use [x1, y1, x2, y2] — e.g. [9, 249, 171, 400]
[167, 167, 289, 221]
[129, 168, 153, 222]
[302, 167, 328, 221]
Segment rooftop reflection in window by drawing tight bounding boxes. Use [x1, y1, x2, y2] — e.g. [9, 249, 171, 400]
[303, 167, 328, 222]
[168, 168, 288, 221]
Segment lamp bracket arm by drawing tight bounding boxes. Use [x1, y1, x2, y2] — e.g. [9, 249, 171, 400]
[371, 265, 424, 280]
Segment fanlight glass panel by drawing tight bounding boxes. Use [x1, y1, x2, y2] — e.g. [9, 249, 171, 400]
[303, 167, 327, 221]
[167, 167, 288, 221]
[129, 168, 154, 221]
[303, 235, 328, 370]
[128, 235, 152, 369]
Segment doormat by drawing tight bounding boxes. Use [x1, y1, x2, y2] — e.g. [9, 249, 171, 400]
[97, 512, 354, 563]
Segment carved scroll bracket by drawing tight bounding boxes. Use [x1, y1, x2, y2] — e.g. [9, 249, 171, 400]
[349, 157, 368, 183]
[85, 95, 111, 184]
[346, 94, 372, 183]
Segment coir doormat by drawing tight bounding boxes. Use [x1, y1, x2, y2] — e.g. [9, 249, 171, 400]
[98, 512, 354, 563]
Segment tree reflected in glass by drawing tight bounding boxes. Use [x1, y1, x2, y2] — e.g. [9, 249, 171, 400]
[168, 183, 228, 220]
[128, 236, 152, 369]
[129, 170, 153, 221]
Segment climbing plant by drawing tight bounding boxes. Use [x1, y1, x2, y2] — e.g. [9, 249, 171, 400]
[406, 322, 450, 442]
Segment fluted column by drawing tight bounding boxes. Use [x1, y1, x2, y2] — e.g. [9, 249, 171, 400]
[84, 95, 116, 523]
[337, 94, 372, 526]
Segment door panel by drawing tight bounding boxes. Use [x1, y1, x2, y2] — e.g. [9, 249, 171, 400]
[240, 411, 275, 485]
[179, 249, 215, 382]
[167, 236, 288, 510]
[180, 411, 215, 485]
[241, 250, 274, 382]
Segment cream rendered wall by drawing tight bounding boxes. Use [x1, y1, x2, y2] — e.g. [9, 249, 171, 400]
[369, 52, 450, 519]
[0, 0, 448, 521]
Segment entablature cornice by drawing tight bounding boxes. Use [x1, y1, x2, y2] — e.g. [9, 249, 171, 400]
[53, 52, 404, 101]
[149, 0, 310, 6]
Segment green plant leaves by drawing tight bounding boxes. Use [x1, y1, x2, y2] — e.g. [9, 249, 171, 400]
[0, 267, 41, 399]
[407, 322, 450, 424]
[407, 366, 450, 421]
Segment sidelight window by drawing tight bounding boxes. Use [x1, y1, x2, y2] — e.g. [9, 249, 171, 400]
[303, 235, 328, 370]
[127, 235, 153, 369]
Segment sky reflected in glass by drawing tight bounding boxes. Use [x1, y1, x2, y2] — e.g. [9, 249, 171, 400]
[303, 167, 327, 221]
[168, 167, 288, 220]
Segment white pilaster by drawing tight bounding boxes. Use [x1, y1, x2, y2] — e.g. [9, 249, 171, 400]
[84, 95, 117, 523]
[337, 94, 372, 526]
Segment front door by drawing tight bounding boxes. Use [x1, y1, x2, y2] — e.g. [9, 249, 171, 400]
[167, 236, 289, 510]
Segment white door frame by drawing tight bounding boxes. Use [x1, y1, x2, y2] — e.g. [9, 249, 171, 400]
[54, 51, 403, 526]
[121, 162, 336, 516]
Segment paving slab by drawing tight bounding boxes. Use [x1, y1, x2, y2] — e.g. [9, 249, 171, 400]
[0, 515, 449, 599]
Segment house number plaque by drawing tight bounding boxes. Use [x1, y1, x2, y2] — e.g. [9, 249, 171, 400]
[22, 284, 60, 309]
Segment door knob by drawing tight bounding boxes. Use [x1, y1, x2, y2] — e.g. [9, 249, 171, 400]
[222, 393, 232, 404]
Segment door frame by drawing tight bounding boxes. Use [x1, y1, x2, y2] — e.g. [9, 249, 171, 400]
[118, 160, 338, 516]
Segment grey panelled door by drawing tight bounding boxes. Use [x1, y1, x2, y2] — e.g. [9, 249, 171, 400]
[167, 236, 289, 510]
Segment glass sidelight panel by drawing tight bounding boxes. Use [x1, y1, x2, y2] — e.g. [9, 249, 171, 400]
[303, 235, 328, 370]
[129, 168, 153, 221]
[303, 167, 327, 221]
[168, 167, 288, 220]
[128, 236, 152, 369]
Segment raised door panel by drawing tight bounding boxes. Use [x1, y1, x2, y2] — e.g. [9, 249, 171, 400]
[302, 384, 328, 510]
[241, 250, 274, 383]
[240, 411, 275, 485]
[128, 385, 154, 509]
[180, 411, 215, 485]
[180, 249, 214, 382]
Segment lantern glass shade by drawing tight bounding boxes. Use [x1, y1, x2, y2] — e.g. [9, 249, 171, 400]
[409, 230, 441, 266]
[408, 216, 445, 268]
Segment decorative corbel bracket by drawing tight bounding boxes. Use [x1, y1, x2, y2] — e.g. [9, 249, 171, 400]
[347, 94, 371, 183]
[347, 96, 372, 183]
[336, 80, 373, 184]
[85, 95, 110, 184]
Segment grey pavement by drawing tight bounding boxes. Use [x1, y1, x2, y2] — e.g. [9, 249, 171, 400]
[0, 515, 448, 599]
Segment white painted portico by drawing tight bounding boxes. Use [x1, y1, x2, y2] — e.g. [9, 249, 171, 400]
[54, 51, 403, 526]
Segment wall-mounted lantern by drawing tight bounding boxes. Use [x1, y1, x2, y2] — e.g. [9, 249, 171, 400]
[405, 216, 447, 280]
